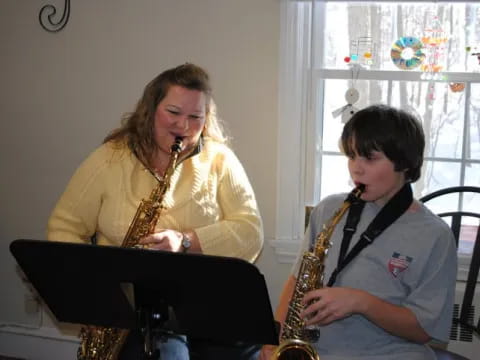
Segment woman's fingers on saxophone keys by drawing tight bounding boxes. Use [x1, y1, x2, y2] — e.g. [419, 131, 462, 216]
[138, 232, 165, 250]
[138, 229, 183, 251]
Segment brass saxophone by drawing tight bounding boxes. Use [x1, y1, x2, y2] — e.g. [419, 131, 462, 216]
[77, 137, 184, 360]
[272, 185, 364, 360]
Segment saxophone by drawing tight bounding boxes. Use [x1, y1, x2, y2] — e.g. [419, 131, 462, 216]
[272, 184, 364, 360]
[77, 137, 184, 360]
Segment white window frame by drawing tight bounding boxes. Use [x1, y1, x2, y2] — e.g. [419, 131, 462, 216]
[273, 0, 480, 282]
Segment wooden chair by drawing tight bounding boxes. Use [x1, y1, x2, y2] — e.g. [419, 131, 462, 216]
[420, 186, 480, 360]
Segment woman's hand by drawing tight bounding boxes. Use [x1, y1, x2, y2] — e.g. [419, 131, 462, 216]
[301, 287, 366, 326]
[138, 229, 184, 252]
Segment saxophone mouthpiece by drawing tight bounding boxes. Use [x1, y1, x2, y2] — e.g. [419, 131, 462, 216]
[356, 183, 366, 192]
[171, 137, 184, 153]
[349, 183, 365, 202]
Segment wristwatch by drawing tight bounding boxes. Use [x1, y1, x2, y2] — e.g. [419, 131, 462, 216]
[181, 232, 192, 253]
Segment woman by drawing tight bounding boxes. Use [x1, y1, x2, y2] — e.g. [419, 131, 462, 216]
[47, 63, 263, 359]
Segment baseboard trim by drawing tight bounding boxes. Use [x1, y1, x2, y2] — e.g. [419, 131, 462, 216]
[0, 325, 79, 343]
[0, 326, 78, 360]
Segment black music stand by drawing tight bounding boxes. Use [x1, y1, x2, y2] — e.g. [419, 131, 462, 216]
[10, 239, 278, 359]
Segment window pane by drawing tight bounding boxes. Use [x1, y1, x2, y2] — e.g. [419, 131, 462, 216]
[441, 216, 477, 256]
[322, 2, 480, 73]
[465, 163, 480, 196]
[321, 79, 388, 152]
[421, 193, 460, 215]
[391, 81, 465, 159]
[416, 160, 461, 197]
[469, 83, 480, 160]
[458, 220, 478, 255]
[320, 154, 350, 198]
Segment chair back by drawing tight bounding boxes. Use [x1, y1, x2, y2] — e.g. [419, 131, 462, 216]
[420, 186, 480, 339]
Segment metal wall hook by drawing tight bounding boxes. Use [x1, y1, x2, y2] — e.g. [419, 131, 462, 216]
[39, 0, 71, 33]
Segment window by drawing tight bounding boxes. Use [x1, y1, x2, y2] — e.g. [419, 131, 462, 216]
[275, 0, 480, 274]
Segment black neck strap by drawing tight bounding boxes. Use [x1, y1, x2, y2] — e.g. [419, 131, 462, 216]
[327, 182, 413, 287]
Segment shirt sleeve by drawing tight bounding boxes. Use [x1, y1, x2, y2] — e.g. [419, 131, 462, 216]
[194, 147, 264, 263]
[46, 146, 109, 244]
[402, 222, 458, 343]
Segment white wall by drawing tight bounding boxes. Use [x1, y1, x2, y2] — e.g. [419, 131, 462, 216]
[0, 0, 291, 357]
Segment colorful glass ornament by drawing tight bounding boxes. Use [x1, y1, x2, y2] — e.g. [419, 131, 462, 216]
[421, 16, 448, 73]
[449, 83, 465, 93]
[391, 37, 425, 70]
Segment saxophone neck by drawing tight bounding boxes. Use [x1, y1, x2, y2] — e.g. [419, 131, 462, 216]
[122, 137, 185, 247]
[160, 137, 183, 182]
[313, 185, 365, 255]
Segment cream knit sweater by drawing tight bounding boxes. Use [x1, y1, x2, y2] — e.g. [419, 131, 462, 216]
[47, 140, 263, 263]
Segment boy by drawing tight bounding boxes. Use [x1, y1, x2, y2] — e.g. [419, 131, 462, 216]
[261, 104, 457, 360]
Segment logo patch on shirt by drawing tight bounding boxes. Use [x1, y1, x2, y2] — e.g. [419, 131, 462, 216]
[388, 252, 412, 277]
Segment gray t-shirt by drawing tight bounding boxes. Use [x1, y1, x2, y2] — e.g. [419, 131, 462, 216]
[292, 193, 457, 360]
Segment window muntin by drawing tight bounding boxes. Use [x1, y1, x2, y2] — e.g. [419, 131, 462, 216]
[470, 83, 480, 160]
[391, 81, 466, 160]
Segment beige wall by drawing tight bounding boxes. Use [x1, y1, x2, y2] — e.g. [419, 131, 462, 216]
[0, 0, 290, 356]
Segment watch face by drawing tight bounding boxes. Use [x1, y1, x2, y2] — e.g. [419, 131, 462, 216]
[182, 235, 191, 250]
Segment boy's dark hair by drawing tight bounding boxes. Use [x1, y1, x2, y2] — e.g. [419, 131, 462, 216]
[340, 104, 425, 182]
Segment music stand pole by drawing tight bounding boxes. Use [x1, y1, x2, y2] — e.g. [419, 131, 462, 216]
[139, 305, 161, 360]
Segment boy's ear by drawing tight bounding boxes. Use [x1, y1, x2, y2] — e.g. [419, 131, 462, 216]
[394, 166, 410, 181]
